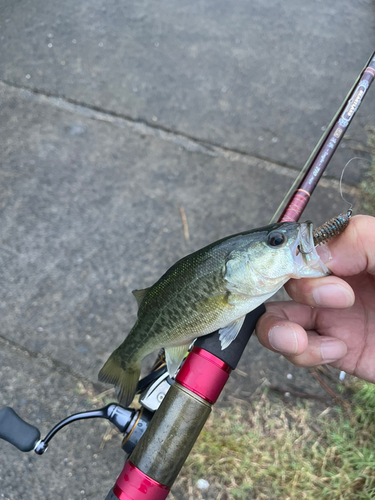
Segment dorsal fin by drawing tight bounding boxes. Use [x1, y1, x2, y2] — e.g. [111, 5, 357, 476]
[132, 287, 150, 308]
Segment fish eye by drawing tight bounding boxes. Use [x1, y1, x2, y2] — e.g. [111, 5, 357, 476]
[267, 231, 286, 247]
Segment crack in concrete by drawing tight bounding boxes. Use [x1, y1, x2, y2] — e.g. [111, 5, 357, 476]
[0, 78, 327, 180]
[0, 334, 104, 389]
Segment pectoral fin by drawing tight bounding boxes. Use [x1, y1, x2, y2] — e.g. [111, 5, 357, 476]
[165, 344, 190, 377]
[218, 316, 246, 350]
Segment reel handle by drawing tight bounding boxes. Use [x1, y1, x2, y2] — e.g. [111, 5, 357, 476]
[0, 407, 41, 452]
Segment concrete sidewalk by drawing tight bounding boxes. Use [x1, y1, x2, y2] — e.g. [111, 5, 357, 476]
[0, 1, 374, 498]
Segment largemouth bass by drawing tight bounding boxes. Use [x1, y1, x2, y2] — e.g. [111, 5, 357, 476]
[99, 221, 328, 406]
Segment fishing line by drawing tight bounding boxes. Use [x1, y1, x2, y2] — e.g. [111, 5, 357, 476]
[297, 158, 366, 254]
[339, 156, 371, 213]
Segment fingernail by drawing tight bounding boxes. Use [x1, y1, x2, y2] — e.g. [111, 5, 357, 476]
[320, 339, 347, 363]
[316, 244, 331, 263]
[312, 284, 353, 307]
[268, 324, 298, 354]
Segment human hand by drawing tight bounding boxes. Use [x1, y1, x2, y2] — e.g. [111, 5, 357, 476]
[255, 215, 375, 383]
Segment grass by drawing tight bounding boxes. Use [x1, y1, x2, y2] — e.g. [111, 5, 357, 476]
[360, 126, 375, 213]
[173, 380, 375, 500]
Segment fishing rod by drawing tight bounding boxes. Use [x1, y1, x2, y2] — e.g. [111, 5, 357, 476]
[103, 50, 375, 500]
[0, 51, 374, 500]
[273, 50, 375, 223]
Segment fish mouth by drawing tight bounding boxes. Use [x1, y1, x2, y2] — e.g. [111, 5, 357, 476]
[292, 222, 330, 278]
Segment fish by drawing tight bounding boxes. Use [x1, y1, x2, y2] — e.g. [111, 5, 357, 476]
[98, 220, 329, 406]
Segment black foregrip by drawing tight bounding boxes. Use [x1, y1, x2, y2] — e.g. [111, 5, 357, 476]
[0, 407, 41, 452]
[195, 304, 266, 369]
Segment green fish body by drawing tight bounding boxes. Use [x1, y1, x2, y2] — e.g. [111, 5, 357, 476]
[99, 221, 328, 406]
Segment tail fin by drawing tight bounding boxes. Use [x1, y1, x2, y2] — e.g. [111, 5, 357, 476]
[98, 353, 141, 407]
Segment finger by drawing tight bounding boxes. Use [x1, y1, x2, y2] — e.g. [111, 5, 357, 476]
[284, 275, 355, 308]
[256, 302, 347, 364]
[255, 302, 313, 355]
[284, 331, 347, 367]
[316, 215, 375, 276]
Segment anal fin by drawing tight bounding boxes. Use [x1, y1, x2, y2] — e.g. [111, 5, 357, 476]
[218, 316, 246, 350]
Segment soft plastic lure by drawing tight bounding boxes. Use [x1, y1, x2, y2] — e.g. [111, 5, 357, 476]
[313, 210, 352, 246]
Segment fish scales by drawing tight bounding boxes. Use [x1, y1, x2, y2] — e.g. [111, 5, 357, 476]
[133, 248, 229, 349]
